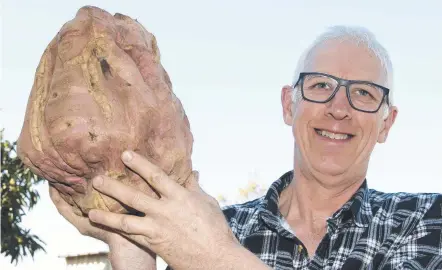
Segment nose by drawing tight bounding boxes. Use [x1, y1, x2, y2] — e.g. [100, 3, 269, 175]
[324, 85, 352, 120]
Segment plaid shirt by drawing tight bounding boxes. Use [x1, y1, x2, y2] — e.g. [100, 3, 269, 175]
[221, 170, 442, 270]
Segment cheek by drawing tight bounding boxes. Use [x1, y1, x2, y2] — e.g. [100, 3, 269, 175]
[294, 101, 320, 122]
[358, 117, 382, 147]
[293, 103, 321, 139]
[292, 104, 306, 136]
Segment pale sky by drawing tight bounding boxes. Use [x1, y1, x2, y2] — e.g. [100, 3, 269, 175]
[1, 0, 442, 269]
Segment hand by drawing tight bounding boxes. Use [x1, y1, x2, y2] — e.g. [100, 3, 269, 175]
[87, 151, 240, 270]
[49, 185, 156, 270]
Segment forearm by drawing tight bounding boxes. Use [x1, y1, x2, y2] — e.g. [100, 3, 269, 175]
[171, 242, 271, 270]
[108, 241, 156, 270]
[217, 243, 271, 270]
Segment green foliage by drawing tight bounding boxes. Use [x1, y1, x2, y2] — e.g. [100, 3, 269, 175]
[1, 129, 46, 265]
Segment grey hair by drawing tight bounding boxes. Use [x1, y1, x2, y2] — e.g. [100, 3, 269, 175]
[291, 25, 394, 117]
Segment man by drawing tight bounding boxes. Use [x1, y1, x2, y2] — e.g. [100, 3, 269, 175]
[50, 25, 442, 270]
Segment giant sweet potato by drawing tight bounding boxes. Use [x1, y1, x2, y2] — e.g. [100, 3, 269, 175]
[17, 6, 194, 216]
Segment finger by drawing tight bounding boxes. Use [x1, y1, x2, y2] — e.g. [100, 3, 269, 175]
[121, 150, 183, 197]
[185, 171, 201, 192]
[92, 175, 160, 213]
[123, 234, 155, 253]
[49, 185, 77, 217]
[49, 185, 108, 241]
[185, 171, 214, 200]
[88, 209, 157, 237]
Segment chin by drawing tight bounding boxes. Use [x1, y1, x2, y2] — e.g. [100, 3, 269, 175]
[312, 159, 351, 178]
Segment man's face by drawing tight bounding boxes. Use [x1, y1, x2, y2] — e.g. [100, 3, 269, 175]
[281, 40, 398, 183]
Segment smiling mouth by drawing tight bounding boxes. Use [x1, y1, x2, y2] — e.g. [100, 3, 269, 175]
[314, 128, 355, 140]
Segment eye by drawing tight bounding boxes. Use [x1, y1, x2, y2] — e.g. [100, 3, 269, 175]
[355, 89, 375, 99]
[303, 75, 336, 91]
[312, 82, 331, 89]
[356, 89, 370, 96]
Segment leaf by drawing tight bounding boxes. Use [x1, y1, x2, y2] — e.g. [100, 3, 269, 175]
[1, 131, 47, 265]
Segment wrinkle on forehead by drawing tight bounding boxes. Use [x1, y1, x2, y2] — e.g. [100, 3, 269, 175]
[304, 39, 388, 87]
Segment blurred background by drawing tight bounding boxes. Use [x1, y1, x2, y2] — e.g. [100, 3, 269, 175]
[1, 0, 441, 269]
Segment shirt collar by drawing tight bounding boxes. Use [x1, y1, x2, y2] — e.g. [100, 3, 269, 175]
[258, 170, 373, 229]
[329, 180, 373, 228]
[260, 170, 294, 216]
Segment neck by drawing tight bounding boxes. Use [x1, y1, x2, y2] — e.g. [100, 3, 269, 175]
[279, 165, 365, 230]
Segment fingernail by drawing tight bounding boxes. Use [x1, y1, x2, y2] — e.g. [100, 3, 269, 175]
[93, 176, 103, 187]
[122, 151, 133, 163]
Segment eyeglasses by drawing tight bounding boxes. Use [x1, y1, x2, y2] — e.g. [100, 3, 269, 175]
[293, 72, 390, 113]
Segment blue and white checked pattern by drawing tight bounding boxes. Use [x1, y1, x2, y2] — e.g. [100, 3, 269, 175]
[221, 170, 442, 270]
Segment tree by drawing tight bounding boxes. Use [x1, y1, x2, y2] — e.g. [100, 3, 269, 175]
[1, 129, 46, 264]
[217, 179, 268, 207]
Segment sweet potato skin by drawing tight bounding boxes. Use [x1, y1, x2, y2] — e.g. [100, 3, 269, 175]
[17, 6, 193, 216]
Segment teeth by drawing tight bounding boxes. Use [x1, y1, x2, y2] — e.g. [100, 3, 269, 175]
[317, 129, 350, 140]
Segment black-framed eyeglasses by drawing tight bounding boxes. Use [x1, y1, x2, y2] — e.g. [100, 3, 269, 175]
[293, 72, 390, 113]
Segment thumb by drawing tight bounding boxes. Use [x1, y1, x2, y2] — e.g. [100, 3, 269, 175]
[49, 184, 62, 204]
[49, 184, 109, 242]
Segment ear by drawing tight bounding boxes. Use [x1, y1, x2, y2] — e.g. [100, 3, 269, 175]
[281, 85, 295, 126]
[378, 105, 398, 143]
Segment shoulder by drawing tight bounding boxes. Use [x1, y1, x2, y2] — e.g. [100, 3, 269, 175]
[221, 197, 265, 236]
[368, 190, 442, 239]
[367, 191, 442, 267]
[221, 196, 264, 223]
[368, 189, 442, 218]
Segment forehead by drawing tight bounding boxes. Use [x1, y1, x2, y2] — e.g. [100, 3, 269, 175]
[306, 40, 386, 85]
